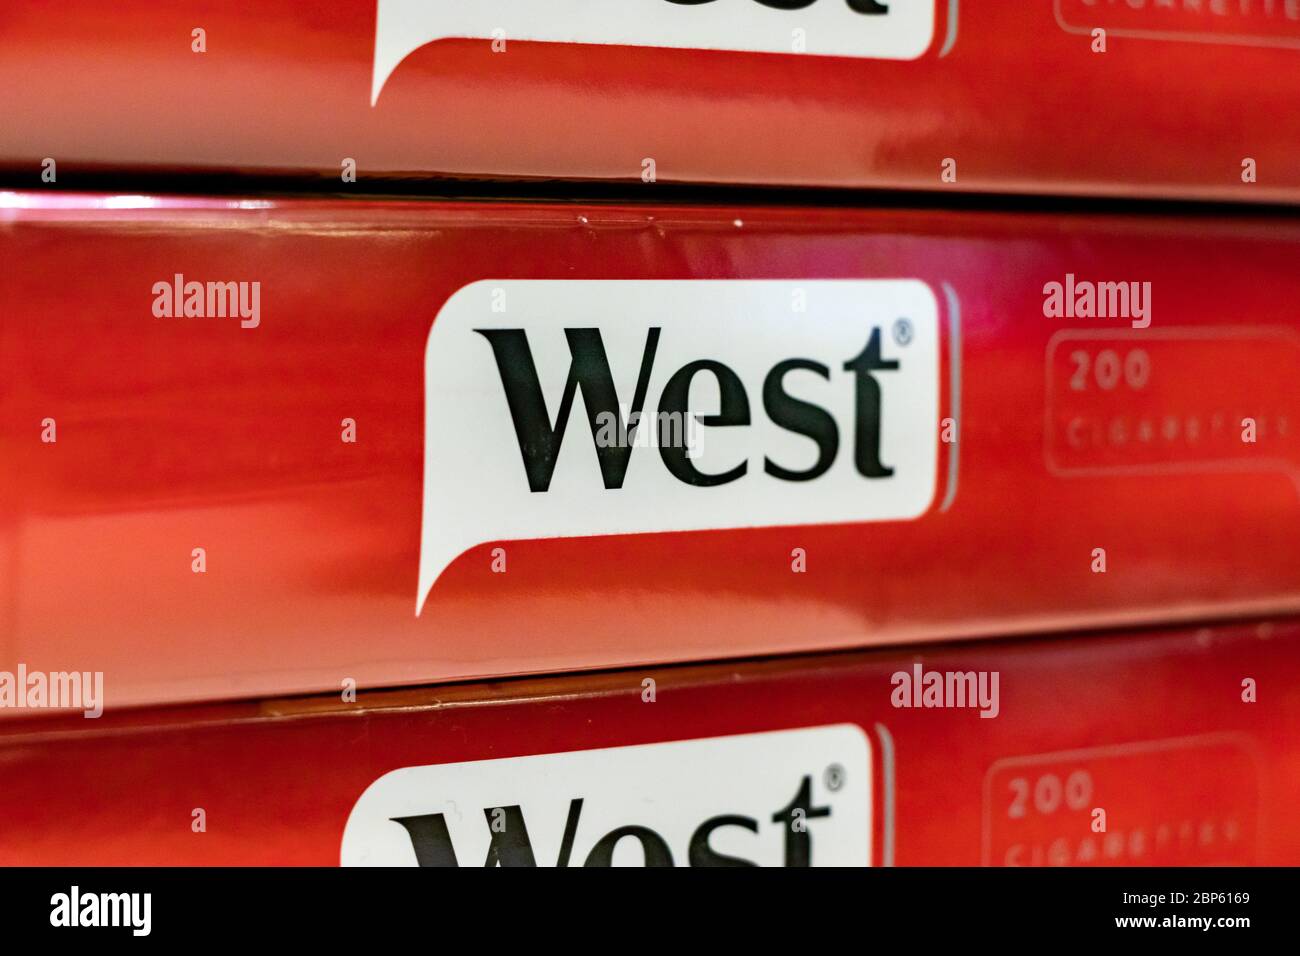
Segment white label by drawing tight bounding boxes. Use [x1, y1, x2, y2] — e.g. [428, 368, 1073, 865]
[373, 0, 936, 104]
[341, 725, 871, 866]
[418, 279, 939, 612]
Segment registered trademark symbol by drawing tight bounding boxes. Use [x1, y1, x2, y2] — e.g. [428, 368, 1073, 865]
[892, 317, 913, 347]
[824, 763, 845, 792]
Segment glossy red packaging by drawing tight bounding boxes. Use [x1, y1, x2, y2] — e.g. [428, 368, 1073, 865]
[0, 620, 1293, 866]
[2, 1, 1299, 199]
[2, 194, 1300, 712]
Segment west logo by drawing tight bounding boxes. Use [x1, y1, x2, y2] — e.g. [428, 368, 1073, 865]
[476, 326, 899, 492]
[418, 280, 940, 612]
[373, 0, 935, 104]
[391, 775, 832, 867]
[341, 726, 871, 866]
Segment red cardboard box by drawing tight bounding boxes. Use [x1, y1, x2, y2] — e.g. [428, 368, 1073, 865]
[0, 620, 1292, 866]
[2, 193, 1300, 710]
[1, 2, 1298, 199]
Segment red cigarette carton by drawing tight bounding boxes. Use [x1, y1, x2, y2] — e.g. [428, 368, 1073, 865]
[2, 194, 1299, 710]
[1, 2, 1297, 199]
[0, 620, 1291, 865]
